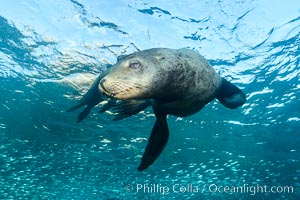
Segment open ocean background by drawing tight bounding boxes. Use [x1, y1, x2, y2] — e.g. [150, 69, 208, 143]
[0, 0, 299, 199]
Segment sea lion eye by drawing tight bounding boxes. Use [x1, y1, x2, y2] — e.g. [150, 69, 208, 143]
[129, 61, 141, 69]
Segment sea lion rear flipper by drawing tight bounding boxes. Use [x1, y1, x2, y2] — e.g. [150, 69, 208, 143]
[112, 99, 152, 121]
[216, 78, 246, 109]
[138, 114, 169, 171]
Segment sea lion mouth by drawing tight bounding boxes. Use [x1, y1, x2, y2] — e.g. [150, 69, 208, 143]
[97, 54, 156, 99]
[99, 80, 116, 98]
[99, 78, 150, 100]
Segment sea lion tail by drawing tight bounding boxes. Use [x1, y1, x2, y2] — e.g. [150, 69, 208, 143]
[216, 78, 246, 109]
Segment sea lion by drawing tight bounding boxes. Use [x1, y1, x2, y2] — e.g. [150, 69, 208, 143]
[67, 48, 246, 171]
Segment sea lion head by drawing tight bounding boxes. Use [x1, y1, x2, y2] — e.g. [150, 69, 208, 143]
[98, 50, 164, 100]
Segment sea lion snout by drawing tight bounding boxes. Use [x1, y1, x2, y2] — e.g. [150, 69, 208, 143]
[98, 75, 147, 100]
[98, 79, 111, 97]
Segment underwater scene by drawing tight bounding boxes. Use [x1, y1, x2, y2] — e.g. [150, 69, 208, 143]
[0, 0, 299, 199]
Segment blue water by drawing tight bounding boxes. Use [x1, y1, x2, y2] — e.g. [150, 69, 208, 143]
[0, 0, 299, 199]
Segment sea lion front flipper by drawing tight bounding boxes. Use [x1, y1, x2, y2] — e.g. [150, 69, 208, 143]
[99, 99, 117, 113]
[112, 99, 152, 121]
[67, 102, 86, 112]
[67, 74, 104, 122]
[216, 78, 246, 109]
[77, 105, 93, 122]
[138, 114, 169, 171]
